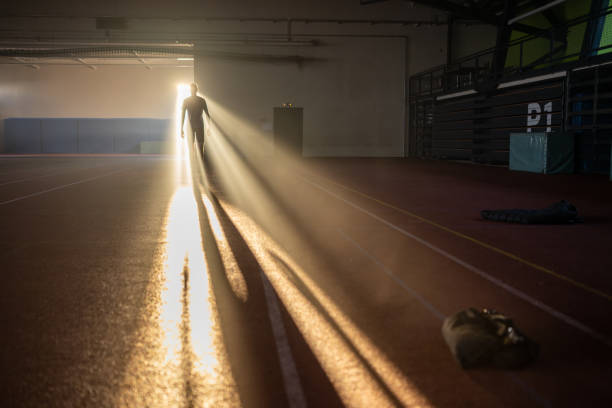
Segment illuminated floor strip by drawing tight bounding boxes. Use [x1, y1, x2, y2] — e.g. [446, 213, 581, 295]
[219, 200, 427, 407]
[304, 177, 612, 348]
[259, 270, 308, 408]
[199, 185, 306, 406]
[308, 174, 612, 303]
[0, 168, 127, 206]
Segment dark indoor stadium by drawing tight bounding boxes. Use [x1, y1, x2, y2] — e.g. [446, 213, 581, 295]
[1, 0, 611, 407]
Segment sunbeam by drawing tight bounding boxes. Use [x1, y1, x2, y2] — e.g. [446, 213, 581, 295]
[217, 200, 431, 408]
[116, 157, 240, 407]
[185, 87, 430, 407]
[201, 193, 248, 302]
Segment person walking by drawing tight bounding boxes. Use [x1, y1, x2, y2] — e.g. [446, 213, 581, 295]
[180, 82, 210, 160]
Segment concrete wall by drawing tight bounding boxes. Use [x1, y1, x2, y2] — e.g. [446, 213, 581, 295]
[1, 0, 452, 156]
[0, 64, 193, 152]
[197, 33, 446, 157]
[0, 64, 192, 119]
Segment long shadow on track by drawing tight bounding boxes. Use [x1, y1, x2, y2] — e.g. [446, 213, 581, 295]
[191, 181, 286, 407]
[192, 154, 346, 407]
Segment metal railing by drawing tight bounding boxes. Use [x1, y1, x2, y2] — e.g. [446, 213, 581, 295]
[410, 7, 612, 98]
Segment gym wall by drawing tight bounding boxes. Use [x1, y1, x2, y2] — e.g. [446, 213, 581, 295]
[195, 37, 411, 157]
[0, 64, 193, 152]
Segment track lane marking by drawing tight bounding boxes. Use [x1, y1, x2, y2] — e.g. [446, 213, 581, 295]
[0, 168, 128, 206]
[336, 229, 445, 320]
[0, 172, 64, 187]
[303, 177, 612, 348]
[305, 174, 612, 303]
[260, 270, 309, 408]
[197, 184, 307, 407]
[337, 229, 552, 408]
[0, 165, 107, 187]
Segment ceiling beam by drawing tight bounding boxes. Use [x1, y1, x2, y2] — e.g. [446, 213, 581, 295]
[409, 0, 562, 40]
[507, 0, 566, 25]
[408, 0, 498, 22]
[411, 0, 473, 21]
[0, 60, 191, 67]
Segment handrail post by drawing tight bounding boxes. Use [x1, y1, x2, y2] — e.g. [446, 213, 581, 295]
[550, 28, 554, 65]
[443, 65, 447, 93]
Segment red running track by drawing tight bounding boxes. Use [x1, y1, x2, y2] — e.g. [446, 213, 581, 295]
[294, 158, 612, 407]
[209, 155, 612, 407]
[1, 155, 611, 407]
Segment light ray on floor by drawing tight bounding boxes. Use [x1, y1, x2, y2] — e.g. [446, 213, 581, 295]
[218, 199, 431, 408]
[201, 193, 249, 302]
[194, 91, 430, 406]
[116, 140, 240, 407]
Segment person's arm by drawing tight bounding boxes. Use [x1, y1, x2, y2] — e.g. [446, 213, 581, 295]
[202, 99, 211, 135]
[202, 98, 210, 120]
[180, 100, 187, 138]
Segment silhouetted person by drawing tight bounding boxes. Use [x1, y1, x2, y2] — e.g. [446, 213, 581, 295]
[180, 83, 210, 160]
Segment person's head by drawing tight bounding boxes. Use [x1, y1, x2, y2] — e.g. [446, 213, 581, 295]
[190, 83, 198, 96]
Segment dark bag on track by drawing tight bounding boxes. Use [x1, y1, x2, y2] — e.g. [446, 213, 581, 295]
[441, 308, 539, 369]
[481, 200, 579, 224]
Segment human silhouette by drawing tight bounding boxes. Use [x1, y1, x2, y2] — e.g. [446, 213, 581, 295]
[180, 83, 210, 160]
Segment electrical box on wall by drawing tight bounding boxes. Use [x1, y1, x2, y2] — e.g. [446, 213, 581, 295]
[273, 107, 303, 156]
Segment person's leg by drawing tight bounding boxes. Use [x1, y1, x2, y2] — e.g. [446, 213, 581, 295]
[194, 127, 205, 160]
[188, 128, 196, 161]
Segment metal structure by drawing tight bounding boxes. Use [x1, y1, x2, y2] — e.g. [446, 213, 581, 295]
[410, 7, 612, 98]
[567, 62, 612, 173]
[0, 13, 446, 69]
[362, 0, 570, 39]
[0, 15, 445, 46]
[0, 43, 324, 69]
[403, 1, 612, 174]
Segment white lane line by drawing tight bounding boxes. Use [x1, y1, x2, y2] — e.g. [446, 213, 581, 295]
[259, 269, 308, 408]
[0, 167, 82, 187]
[0, 162, 116, 187]
[337, 229, 445, 320]
[0, 168, 128, 206]
[303, 177, 612, 348]
[203, 184, 307, 408]
[338, 228, 552, 408]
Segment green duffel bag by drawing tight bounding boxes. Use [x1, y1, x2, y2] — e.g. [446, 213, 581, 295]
[441, 308, 539, 369]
